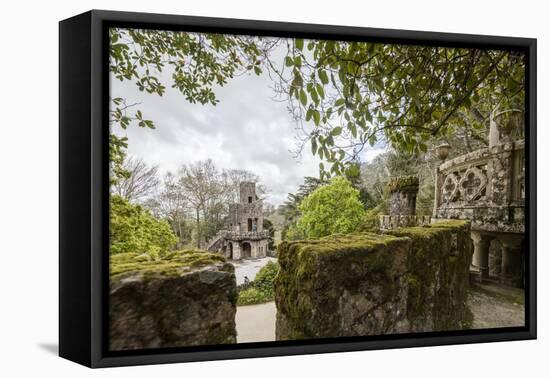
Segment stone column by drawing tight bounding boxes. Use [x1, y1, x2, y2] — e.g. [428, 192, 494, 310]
[499, 235, 524, 287]
[471, 231, 492, 282]
[388, 176, 419, 216]
[232, 242, 242, 260]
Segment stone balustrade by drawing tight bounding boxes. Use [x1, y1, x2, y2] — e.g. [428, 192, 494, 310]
[432, 110, 526, 287]
[433, 139, 525, 234]
[379, 215, 432, 230]
[217, 230, 270, 241]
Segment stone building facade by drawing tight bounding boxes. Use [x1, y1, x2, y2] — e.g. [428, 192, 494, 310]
[207, 182, 269, 260]
[432, 110, 525, 287]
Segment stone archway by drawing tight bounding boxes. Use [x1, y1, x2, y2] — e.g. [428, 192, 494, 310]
[241, 242, 251, 258]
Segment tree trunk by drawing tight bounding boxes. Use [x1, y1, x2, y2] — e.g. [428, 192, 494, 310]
[195, 208, 201, 249]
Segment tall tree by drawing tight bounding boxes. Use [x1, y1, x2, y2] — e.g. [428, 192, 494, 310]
[178, 160, 225, 248]
[109, 195, 178, 256]
[111, 156, 160, 203]
[145, 172, 191, 248]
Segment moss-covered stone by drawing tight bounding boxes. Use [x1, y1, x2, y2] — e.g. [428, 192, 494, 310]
[110, 249, 229, 280]
[385, 220, 473, 331]
[109, 249, 237, 350]
[274, 220, 473, 340]
[275, 232, 411, 340]
[387, 175, 420, 193]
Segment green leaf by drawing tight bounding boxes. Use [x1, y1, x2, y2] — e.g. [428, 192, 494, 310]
[331, 127, 342, 136]
[316, 84, 325, 98]
[349, 123, 357, 138]
[313, 110, 321, 126]
[306, 108, 314, 122]
[299, 89, 307, 106]
[318, 70, 329, 85]
[285, 56, 294, 67]
[295, 39, 304, 51]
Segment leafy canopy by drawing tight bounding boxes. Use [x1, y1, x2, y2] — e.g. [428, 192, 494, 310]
[107, 29, 525, 181]
[297, 177, 366, 239]
[272, 39, 525, 177]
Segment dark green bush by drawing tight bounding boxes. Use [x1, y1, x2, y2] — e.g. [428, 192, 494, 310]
[237, 261, 279, 306]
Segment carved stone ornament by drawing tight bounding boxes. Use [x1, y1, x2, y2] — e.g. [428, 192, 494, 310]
[458, 166, 487, 202]
[442, 173, 459, 204]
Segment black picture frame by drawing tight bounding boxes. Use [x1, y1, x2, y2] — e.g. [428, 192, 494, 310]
[59, 9, 537, 368]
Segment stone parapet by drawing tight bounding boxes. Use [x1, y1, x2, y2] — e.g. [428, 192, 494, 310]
[274, 220, 473, 340]
[379, 215, 431, 230]
[109, 250, 237, 350]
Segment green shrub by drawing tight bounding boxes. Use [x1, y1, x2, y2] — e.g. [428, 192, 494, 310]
[237, 287, 270, 305]
[297, 177, 366, 239]
[110, 195, 178, 257]
[237, 261, 280, 306]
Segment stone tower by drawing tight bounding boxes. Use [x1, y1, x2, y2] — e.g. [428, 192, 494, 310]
[206, 182, 270, 260]
[229, 182, 264, 233]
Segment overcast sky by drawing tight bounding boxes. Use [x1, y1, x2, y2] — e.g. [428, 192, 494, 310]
[111, 36, 384, 207]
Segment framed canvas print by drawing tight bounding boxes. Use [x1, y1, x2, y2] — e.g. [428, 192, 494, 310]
[59, 10, 536, 368]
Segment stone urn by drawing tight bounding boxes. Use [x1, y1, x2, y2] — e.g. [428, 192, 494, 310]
[435, 143, 451, 161]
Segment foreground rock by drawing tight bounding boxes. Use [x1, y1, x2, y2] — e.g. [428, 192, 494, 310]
[109, 250, 237, 351]
[275, 220, 473, 340]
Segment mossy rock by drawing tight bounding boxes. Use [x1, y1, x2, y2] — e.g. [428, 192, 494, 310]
[275, 232, 411, 340]
[387, 175, 419, 193]
[384, 220, 473, 331]
[110, 249, 230, 281]
[109, 249, 238, 350]
[275, 220, 474, 340]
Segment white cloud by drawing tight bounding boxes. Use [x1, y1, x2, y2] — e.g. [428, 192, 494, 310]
[110, 37, 385, 207]
[111, 59, 326, 207]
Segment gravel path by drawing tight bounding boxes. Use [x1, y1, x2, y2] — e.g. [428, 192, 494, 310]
[231, 257, 277, 285]
[235, 301, 276, 343]
[468, 284, 525, 329]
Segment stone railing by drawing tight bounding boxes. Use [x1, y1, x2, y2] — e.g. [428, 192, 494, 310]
[433, 139, 525, 234]
[217, 230, 270, 241]
[379, 215, 431, 230]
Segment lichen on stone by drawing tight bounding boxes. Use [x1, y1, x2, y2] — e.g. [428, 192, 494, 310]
[384, 220, 473, 331]
[387, 175, 420, 193]
[275, 220, 474, 340]
[275, 232, 411, 340]
[109, 248, 238, 350]
[110, 249, 230, 281]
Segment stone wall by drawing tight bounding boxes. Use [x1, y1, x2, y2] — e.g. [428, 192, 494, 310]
[109, 250, 237, 350]
[385, 220, 473, 332]
[274, 220, 473, 340]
